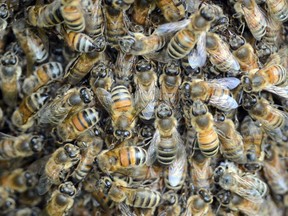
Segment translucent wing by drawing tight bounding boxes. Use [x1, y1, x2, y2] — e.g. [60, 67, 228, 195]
[0, 132, 17, 139]
[36, 174, 53, 195]
[209, 94, 238, 111]
[188, 32, 207, 69]
[95, 87, 114, 116]
[154, 19, 190, 35]
[167, 140, 187, 188]
[210, 77, 241, 90]
[119, 203, 136, 216]
[264, 85, 288, 99]
[146, 130, 160, 166]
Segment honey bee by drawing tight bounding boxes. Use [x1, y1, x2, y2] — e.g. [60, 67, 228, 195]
[0, 4, 9, 30]
[189, 150, 213, 191]
[189, 101, 219, 157]
[0, 51, 21, 107]
[242, 94, 287, 131]
[62, 29, 101, 53]
[71, 127, 103, 183]
[12, 87, 50, 131]
[134, 59, 158, 123]
[240, 116, 265, 171]
[0, 133, 44, 160]
[26, 0, 63, 28]
[263, 145, 288, 195]
[206, 32, 240, 73]
[182, 78, 240, 112]
[214, 161, 267, 203]
[156, 0, 185, 22]
[37, 144, 80, 195]
[0, 187, 15, 215]
[96, 146, 147, 173]
[89, 62, 113, 92]
[61, 0, 86, 32]
[230, 35, 259, 72]
[147, 103, 185, 166]
[265, 0, 288, 22]
[161, 4, 215, 60]
[241, 64, 288, 99]
[159, 61, 182, 107]
[22, 62, 63, 95]
[38, 86, 94, 126]
[97, 176, 161, 208]
[54, 107, 100, 142]
[64, 38, 106, 85]
[183, 192, 213, 216]
[234, 0, 267, 41]
[96, 85, 146, 141]
[163, 147, 187, 190]
[104, 5, 128, 47]
[12, 22, 49, 65]
[132, 0, 155, 26]
[84, 0, 104, 38]
[0, 168, 37, 193]
[262, 17, 282, 47]
[42, 181, 76, 216]
[158, 191, 181, 216]
[227, 193, 261, 215]
[119, 32, 167, 56]
[214, 113, 246, 164]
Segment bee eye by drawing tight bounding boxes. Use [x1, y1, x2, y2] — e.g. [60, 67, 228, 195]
[99, 71, 107, 78]
[80, 88, 92, 104]
[115, 130, 122, 136]
[123, 130, 130, 138]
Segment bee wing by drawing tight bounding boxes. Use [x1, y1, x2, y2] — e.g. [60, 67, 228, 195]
[153, 19, 190, 35]
[146, 130, 160, 166]
[167, 139, 187, 187]
[0, 132, 17, 139]
[209, 94, 238, 111]
[119, 203, 136, 216]
[95, 88, 114, 116]
[210, 77, 241, 90]
[264, 85, 288, 99]
[188, 32, 207, 69]
[36, 174, 53, 195]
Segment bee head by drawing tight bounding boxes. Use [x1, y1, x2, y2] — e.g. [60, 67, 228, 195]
[119, 36, 135, 53]
[59, 182, 76, 197]
[30, 136, 44, 152]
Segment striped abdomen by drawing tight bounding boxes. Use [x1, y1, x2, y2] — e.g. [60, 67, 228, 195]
[111, 85, 132, 112]
[106, 8, 126, 46]
[243, 5, 267, 40]
[115, 146, 147, 169]
[27, 2, 63, 27]
[67, 31, 97, 52]
[168, 29, 197, 59]
[266, 0, 288, 22]
[157, 137, 177, 166]
[125, 188, 161, 208]
[259, 64, 286, 86]
[61, 5, 85, 32]
[70, 108, 99, 133]
[198, 127, 219, 157]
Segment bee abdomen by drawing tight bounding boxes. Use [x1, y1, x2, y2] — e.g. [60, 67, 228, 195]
[111, 85, 132, 111]
[71, 108, 99, 132]
[198, 129, 219, 157]
[119, 147, 147, 167]
[126, 189, 161, 208]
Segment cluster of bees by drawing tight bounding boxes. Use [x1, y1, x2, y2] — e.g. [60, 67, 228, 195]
[0, 0, 287, 215]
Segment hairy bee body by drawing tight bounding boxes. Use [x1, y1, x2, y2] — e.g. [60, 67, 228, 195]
[234, 0, 267, 41]
[132, 0, 154, 25]
[61, 0, 85, 32]
[0, 52, 21, 107]
[42, 182, 76, 216]
[105, 7, 127, 47]
[263, 146, 288, 194]
[190, 101, 219, 157]
[84, 0, 104, 38]
[55, 107, 99, 142]
[12, 88, 50, 130]
[206, 32, 240, 72]
[98, 177, 161, 208]
[183, 194, 212, 216]
[227, 193, 261, 215]
[167, 5, 214, 59]
[37, 144, 80, 195]
[22, 62, 63, 95]
[65, 31, 99, 53]
[243, 95, 286, 130]
[97, 146, 147, 173]
[156, 0, 185, 22]
[65, 44, 105, 85]
[266, 0, 288, 22]
[215, 117, 246, 163]
[0, 134, 43, 160]
[0, 168, 37, 193]
[27, 1, 63, 27]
